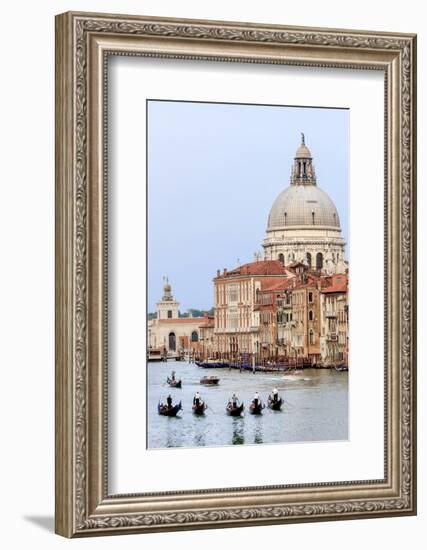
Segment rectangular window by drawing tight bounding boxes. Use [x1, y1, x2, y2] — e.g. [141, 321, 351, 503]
[167, 310, 172, 319]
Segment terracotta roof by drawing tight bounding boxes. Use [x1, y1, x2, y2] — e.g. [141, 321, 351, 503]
[217, 260, 287, 278]
[260, 279, 293, 292]
[321, 274, 348, 294]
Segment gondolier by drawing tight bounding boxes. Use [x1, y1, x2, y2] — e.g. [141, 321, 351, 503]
[166, 394, 172, 408]
[226, 395, 244, 417]
[272, 387, 279, 402]
[193, 391, 201, 407]
[166, 373, 182, 388]
[268, 389, 283, 411]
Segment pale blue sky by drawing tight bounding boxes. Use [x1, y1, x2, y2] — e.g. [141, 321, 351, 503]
[148, 100, 349, 312]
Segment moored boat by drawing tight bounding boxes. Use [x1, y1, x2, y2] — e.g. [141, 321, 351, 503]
[249, 400, 265, 415]
[226, 401, 244, 416]
[334, 364, 348, 372]
[195, 358, 229, 368]
[200, 376, 220, 386]
[166, 376, 182, 388]
[157, 401, 182, 416]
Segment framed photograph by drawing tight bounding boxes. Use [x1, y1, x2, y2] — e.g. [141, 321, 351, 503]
[55, 11, 417, 537]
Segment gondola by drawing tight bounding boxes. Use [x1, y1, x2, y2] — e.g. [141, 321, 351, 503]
[166, 377, 182, 388]
[226, 401, 244, 416]
[267, 395, 283, 411]
[192, 400, 207, 415]
[249, 400, 265, 415]
[157, 401, 182, 416]
[200, 376, 220, 386]
[334, 364, 348, 372]
[195, 359, 229, 368]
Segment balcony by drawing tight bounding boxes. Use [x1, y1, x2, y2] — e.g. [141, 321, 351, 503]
[326, 333, 338, 341]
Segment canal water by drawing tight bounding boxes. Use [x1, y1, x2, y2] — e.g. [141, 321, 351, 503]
[147, 361, 348, 449]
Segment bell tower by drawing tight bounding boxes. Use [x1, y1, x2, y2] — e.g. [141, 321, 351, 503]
[156, 277, 179, 320]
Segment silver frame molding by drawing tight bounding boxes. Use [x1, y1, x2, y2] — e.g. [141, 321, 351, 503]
[55, 11, 417, 537]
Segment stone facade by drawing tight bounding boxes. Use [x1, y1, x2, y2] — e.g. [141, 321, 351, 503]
[148, 281, 204, 355]
[319, 274, 349, 366]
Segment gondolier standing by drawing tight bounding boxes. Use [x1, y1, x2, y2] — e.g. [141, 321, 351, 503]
[272, 387, 279, 402]
[193, 391, 201, 407]
[253, 391, 260, 407]
[166, 394, 173, 409]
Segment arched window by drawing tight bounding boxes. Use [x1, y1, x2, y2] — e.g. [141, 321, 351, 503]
[306, 252, 312, 268]
[168, 332, 176, 351]
[316, 252, 323, 270]
[309, 330, 315, 345]
[191, 331, 198, 342]
[278, 253, 284, 265]
[308, 310, 313, 321]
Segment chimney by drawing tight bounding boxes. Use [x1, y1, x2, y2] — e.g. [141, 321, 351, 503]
[223, 268, 227, 275]
[217, 269, 220, 277]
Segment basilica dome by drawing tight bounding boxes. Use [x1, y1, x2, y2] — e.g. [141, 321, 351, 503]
[267, 184, 341, 229]
[263, 134, 346, 275]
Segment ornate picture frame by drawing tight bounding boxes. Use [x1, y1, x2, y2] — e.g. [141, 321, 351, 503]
[55, 11, 417, 537]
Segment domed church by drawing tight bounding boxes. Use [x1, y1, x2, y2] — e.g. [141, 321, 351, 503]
[263, 134, 346, 274]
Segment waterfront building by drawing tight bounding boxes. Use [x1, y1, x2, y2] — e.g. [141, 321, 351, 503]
[213, 260, 296, 358]
[275, 263, 322, 364]
[148, 280, 205, 356]
[257, 279, 292, 361]
[263, 134, 347, 274]
[320, 273, 349, 366]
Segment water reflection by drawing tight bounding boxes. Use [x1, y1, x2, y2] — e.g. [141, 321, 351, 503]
[232, 418, 245, 445]
[253, 420, 263, 445]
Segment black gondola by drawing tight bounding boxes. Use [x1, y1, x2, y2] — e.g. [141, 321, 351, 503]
[334, 364, 348, 372]
[249, 400, 265, 415]
[267, 395, 283, 411]
[157, 401, 182, 416]
[192, 400, 207, 415]
[166, 377, 182, 388]
[195, 359, 229, 368]
[226, 402, 244, 416]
